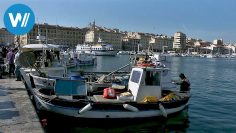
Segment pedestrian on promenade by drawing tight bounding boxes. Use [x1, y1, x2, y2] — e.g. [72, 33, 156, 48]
[2, 46, 7, 58]
[14, 48, 22, 81]
[0, 47, 4, 78]
[6, 48, 15, 76]
[0, 47, 4, 65]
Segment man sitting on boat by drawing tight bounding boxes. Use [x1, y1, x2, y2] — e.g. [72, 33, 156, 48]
[173, 73, 191, 92]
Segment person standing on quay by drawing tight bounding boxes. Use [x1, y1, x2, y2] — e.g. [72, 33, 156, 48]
[0, 47, 4, 79]
[2, 46, 7, 58]
[6, 48, 15, 76]
[14, 48, 22, 81]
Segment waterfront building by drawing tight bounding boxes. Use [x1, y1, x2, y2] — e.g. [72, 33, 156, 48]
[122, 32, 153, 51]
[228, 45, 236, 53]
[122, 32, 141, 51]
[213, 39, 223, 46]
[149, 35, 173, 52]
[222, 45, 235, 54]
[0, 28, 15, 46]
[194, 40, 212, 54]
[85, 21, 122, 50]
[173, 32, 187, 51]
[187, 37, 198, 47]
[194, 40, 211, 47]
[19, 23, 88, 48]
[202, 43, 226, 54]
[210, 39, 224, 54]
[139, 33, 154, 49]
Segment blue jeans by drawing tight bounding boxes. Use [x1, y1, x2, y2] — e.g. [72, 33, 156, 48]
[15, 65, 21, 80]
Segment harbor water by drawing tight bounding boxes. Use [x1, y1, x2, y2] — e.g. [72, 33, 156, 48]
[41, 55, 236, 133]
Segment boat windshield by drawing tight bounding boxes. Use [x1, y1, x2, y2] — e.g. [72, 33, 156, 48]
[131, 70, 142, 83]
[145, 71, 160, 86]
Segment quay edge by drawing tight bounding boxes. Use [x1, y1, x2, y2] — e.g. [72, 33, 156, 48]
[0, 77, 44, 133]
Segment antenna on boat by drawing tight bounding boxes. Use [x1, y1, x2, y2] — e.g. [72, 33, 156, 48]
[37, 18, 42, 44]
[148, 43, 153, 54]
[137, 43, 140, 53]
[93, 19, 96, 45]
[45, 23, 48, 45]
[98, 34, 102, 43]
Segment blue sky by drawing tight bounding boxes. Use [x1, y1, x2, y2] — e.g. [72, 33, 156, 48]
[1, 0, 236, 43]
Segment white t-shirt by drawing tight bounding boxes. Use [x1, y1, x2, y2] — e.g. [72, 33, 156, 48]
[14, 51, 20, 65]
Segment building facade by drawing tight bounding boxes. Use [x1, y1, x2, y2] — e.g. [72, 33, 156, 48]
[0, 28, 15, 46]
[213, 39, 223, 46]
[149, 35, 173, 52]
[194, 40, 211, 47]
[85, 22, 122, 50]
[173, 32, 186, 51]
[122, 32, 141, 51]
[122, 32, 153, 51]
[186, 37, 197, 47]
[19, 23, 87, 48]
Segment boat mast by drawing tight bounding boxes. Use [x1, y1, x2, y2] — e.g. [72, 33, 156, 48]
[138, 43, 140, 53]
[45, 24, 48, 45]
[37, 24, 42, 44]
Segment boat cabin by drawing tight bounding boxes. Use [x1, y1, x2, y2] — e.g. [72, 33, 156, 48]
[21, 44, 61, 68]
[128, 67, 168, 102]
[51, 65, 169, 103]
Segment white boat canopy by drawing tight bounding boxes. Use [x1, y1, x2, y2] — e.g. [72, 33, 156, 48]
[22, 44, 60, 51]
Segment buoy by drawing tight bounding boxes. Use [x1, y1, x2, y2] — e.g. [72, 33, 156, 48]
[159, 103, 167, 118]
[79, 103, 92, 114]
[123, 104, 139, 112]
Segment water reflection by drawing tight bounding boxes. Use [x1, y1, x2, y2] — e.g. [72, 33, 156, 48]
[162, 107, 190, 133]
[40, 107, 189, 133]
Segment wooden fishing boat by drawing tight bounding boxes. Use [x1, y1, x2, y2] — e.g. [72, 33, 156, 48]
[31, 63, 190, 119]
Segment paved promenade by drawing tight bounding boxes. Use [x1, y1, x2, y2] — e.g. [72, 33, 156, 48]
[0, 77, 43, 133]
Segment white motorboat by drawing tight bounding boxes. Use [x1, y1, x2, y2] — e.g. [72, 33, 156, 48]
[19, 43, 67, 92]
[76, 38, 117, 56]
[60, 51, 77, 68]
[117, 51, 130, 55]
[76, 51, 96, 66]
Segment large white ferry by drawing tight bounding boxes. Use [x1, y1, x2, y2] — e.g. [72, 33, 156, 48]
[76, 38, 117, 56]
